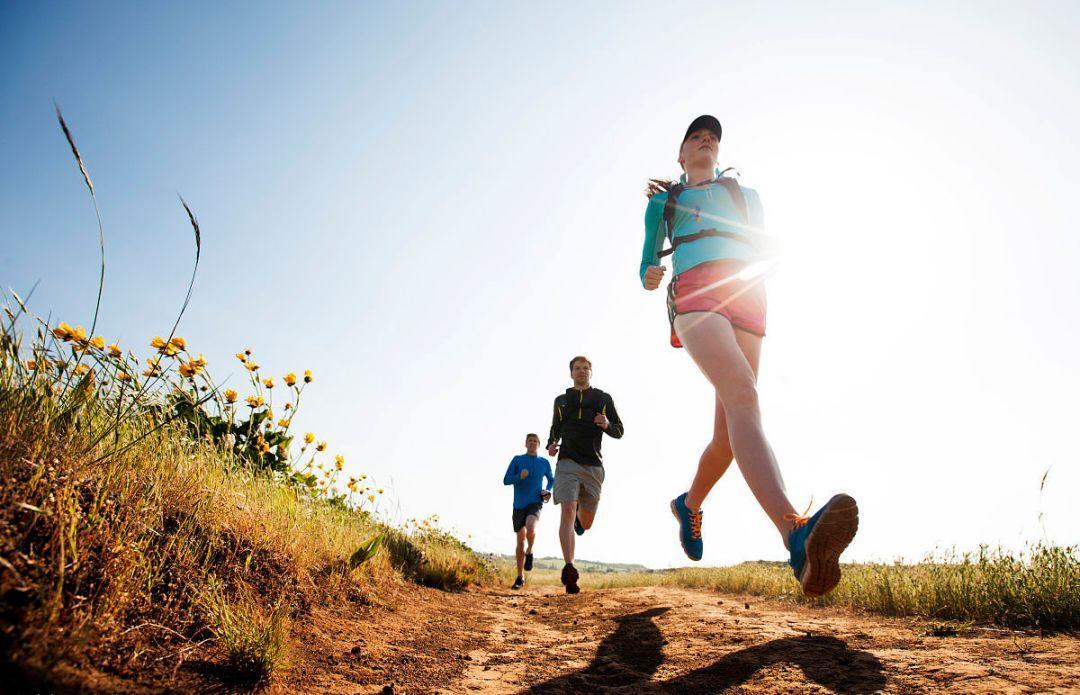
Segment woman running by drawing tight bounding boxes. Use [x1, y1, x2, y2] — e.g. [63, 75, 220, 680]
[640, 115, 859, 597]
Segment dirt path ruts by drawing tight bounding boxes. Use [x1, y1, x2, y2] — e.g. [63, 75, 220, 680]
[274, 584, 1080, 694]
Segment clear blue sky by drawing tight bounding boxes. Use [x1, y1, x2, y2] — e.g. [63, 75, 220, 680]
[3, 1, 1078, 568]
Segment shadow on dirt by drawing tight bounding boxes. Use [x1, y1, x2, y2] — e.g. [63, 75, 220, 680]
[178, 659, 271, 694]
[523, 605, 886, 694]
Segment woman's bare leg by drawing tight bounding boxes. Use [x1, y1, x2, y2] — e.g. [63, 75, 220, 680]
[685, 329, 761, 511]
[674, 312, 797, 543]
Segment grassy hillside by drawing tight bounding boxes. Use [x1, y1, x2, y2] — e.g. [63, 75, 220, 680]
[497, 555, 648, 573]
[0, 111, 495, 691]
[0, 317, 496, 690]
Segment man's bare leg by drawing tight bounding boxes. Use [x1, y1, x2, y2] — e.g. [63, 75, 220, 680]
[514, 527, 526, 578]
[524, 515, 537, 556]
[559, 500, 577, 565]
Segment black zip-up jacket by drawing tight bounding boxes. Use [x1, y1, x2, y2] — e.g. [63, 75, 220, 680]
[546, 386, 624, 466]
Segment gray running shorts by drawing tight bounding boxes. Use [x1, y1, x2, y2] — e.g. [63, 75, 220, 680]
[552, 458, 605, 513]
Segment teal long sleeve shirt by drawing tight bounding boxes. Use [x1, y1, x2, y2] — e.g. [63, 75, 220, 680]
[639, 181, 765, 286]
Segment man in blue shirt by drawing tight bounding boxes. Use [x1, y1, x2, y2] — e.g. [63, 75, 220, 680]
[503, 433, 554, 589]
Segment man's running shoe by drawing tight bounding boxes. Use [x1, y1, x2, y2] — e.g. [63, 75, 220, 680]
[561, 563, 580, 594]
[511, 575, 524, 590]
[574, 514, 585, 536]
[670, 493, 704, 561]
[524, 552, 534, 572]
[786, 494, 859, 597]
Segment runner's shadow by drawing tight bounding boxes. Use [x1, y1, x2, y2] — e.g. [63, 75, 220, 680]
[523, 606, 670, 693]
[667, 635, 887, 694]
[522, 607, 886, 694]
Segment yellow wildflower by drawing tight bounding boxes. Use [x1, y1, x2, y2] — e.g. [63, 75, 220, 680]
[108, 343, 122, 358]
[304, 432, 314, 444]
[168, 336, 186, 351]
[51, 322, 73, 340]
[178, 361, 198, 378]
[316, 441, 327, 452]
[348, 481, 357, 492]
[303, 369, 313, 383]
[283, 372, 297, 386]
[118, 371, 132, 381]
[246, 395, 264, 408]
[334, 454, 344, 470]
[235, 352, 247, 362]
[284, 403, 292, 410]
[25, 359, 37, 370]
[377, 488, 384, 494]
[367, 494, 375, 503]
[74, 364, 90, 376]
[89, 336, 105, 350]
[224, 389, 238, 403]
[262, 378, 274, 389]
[70, 325, 87, 343]
[277, 418, 291, 428]
[151, 336, 179, 356]
[192, 353, 206, 367]
[245, 361, 259, 372]
[266, 409, 274, 420]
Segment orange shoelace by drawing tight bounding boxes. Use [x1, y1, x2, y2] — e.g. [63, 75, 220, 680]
[783, 498, 814, 529]
[690, 508, 703, 539]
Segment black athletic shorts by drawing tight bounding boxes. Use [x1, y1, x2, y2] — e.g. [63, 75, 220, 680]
[512, 502, 543, 532]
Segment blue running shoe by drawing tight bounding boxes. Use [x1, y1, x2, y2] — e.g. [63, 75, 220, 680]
[787, 493, 859, 597]
[670, 493, 703, 561]
[574, 514, 585, 536]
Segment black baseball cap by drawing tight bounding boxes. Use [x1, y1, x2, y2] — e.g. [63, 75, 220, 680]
[682, 115, 722, 144]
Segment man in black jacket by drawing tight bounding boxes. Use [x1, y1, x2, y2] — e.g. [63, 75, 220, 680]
[547, 355, 624, 594]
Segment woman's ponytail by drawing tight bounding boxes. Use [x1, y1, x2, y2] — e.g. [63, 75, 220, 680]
[644, 179, 676, 197]
[645, 167, 740, 197]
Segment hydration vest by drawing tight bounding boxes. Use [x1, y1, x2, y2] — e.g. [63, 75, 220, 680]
[656, 175, 755, 259]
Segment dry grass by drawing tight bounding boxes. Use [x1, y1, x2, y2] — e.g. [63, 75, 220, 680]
[0, 110, 494, 689]
[201, 577, 291, 681]
[507, 549, 1079, 631]
[0, 328, 496, 688]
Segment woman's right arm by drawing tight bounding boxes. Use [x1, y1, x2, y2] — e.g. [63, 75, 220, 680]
[640, 193, 667, 290]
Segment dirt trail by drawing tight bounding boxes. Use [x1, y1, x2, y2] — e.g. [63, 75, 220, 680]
[267, 583, 1080, 694]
